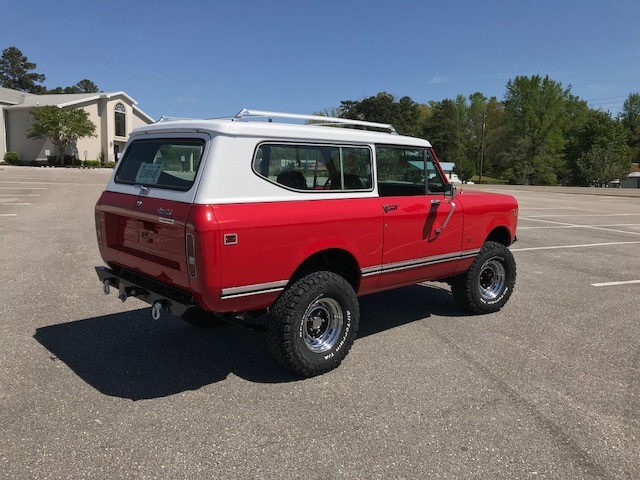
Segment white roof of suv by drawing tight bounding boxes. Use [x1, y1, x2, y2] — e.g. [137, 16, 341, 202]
[129, 109, 432, 148]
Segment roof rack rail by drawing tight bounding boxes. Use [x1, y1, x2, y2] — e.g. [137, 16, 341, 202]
[234, 109, 398, 134]
[155, 116, 196, 123]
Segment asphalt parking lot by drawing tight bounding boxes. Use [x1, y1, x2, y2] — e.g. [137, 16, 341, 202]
[1, 166, 639, 479]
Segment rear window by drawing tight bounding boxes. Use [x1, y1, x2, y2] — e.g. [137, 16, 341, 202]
[115, 139, 205, 191]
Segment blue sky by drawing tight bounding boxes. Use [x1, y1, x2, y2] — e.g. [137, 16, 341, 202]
[1, 0, 638, 120]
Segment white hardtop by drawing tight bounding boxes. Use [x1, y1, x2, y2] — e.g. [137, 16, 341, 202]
[106, 110, 435, 205]
[128, 110, 432, 148]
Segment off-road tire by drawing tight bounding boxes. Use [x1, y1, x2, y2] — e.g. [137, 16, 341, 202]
[450, 241, 516, 314]
[180, 307, 225, 328]
[266, 271, 360, 377]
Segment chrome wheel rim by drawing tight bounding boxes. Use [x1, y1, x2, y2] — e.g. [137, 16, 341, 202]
[478, 258, 506, 301]
[302, 297, 344, 353]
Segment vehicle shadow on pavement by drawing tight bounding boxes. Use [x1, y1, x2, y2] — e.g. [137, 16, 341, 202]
[33, 284, 467, 400]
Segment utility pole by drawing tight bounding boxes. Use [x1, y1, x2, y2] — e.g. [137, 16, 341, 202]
[479, 109, 486, 184]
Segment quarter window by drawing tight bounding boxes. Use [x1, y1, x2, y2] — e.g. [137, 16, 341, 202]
[253, 143, 372, 192]
[115, 103, 126, 137]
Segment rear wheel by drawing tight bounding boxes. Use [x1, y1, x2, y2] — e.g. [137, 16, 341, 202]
[451, 241, 516, 314]
[266, 271, 359, 377]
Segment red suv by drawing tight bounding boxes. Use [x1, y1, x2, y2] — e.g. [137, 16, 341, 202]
[95, 109, 518, 376]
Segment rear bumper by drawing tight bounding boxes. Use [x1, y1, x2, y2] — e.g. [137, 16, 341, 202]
[95, 266, 197, 317]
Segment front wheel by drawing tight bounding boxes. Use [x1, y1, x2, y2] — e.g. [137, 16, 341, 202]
[451, 241, 516, 314]
[266, 271, 360, 377]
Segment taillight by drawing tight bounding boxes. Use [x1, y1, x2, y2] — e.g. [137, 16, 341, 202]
[95, 212, 104, 245]
[186, 233, 197, 278]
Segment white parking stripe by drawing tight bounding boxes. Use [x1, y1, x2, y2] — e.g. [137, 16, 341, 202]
[520, 217, 575, 226]
[1, 203, 31, 206]
[0, 214, 18, 217]
[0, 194, 40, 197]
[0, 187, 47, 190]
[0, 181, 104, 186]
[511, 241, 640, 252]
[520, 217, 640, 237]
[519, 207, 585, 211]
[592, 280, 640, 287]
[519, 223, 640, 230]
[524, 213, 640, 218]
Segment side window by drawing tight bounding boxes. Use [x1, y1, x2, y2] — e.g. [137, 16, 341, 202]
[376, 146, 427, 197]
[253, 144, 372, 192]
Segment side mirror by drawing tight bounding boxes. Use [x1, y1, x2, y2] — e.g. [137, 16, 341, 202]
[444, 183, 457, 202]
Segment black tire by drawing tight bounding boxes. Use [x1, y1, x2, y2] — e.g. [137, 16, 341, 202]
[180, 307, 225, 328]
[450, 241, 516, 314]
[266, 271, 360, 377]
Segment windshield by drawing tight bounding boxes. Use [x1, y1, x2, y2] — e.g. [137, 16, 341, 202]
[115, 139, 205, 191]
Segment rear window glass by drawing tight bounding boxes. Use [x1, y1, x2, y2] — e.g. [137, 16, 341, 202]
[253, 143, 372, 192]
[115, 139, 205, 191]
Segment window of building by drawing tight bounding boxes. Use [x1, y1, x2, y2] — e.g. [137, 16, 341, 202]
[115, 103, 126, 137]
[253, 143, 372, 192]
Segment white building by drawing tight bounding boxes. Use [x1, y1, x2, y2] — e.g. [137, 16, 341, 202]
[0, 87, 154, 163]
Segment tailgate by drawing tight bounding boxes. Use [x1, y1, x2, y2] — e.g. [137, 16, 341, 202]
[97, 192, 193, 291]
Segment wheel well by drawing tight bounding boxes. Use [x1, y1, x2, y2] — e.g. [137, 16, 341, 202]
[485, 226, 511, 246]
[290, 249, 360, 292]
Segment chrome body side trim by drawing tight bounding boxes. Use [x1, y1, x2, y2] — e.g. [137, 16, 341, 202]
[361, 248, 480, 277]
[220, 279, 288, 299]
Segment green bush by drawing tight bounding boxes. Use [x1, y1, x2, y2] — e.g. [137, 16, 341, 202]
[104, 162, 116, 168]
[63, 155, 82, 166]
[3, 151, 20, 164]
[83, 160, 101, 168]
[47, 155, 61, 166]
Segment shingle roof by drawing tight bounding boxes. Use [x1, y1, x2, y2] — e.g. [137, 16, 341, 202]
[5, 92, 98, 108]
[0, 87, 26, 105]
[0, 87, 154, 123]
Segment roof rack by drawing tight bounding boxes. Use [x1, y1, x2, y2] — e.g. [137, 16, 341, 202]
[155, 116, 197, 123]
[234, 109, 398, 135]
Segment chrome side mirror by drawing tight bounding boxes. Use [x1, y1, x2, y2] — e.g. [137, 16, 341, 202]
[444, 183, 456, 202]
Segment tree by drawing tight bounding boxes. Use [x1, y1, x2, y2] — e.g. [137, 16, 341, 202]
[567, 109, 631, 185]
[27, 106, 97, 158]
[577, 144, 631, 186]
[423, 96, 475, 181]
[73, 79, 99, 93]
[502, 75, 575, 184]
[340, 92, 421, 136]
[0, 46, 46, 93]
[620, 93, 640, 163]
[48, 79, 100, 94]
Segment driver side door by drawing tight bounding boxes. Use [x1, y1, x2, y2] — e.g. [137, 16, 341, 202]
[376, 146, 464, 288]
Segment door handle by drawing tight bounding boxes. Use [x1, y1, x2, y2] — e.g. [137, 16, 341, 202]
[382, 204, 398, 213]
[430, 199, 440, 206]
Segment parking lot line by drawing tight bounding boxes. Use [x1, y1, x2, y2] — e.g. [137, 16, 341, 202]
[519, 223, 640, 230]
[1, 203, 31, 206]
[511, 240, 640, 252]
[0, 214, 18, 217]
[0, 187, 47, 190]
[0, 194, 40, 197]
[591, 280, 640, 287]
[523, 213, 640, 218]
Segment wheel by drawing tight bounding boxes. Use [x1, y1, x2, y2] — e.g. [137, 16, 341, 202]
[180, 307, 225, 328]
[266, 271, 360, 377]
[450, 241, 516, 314]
